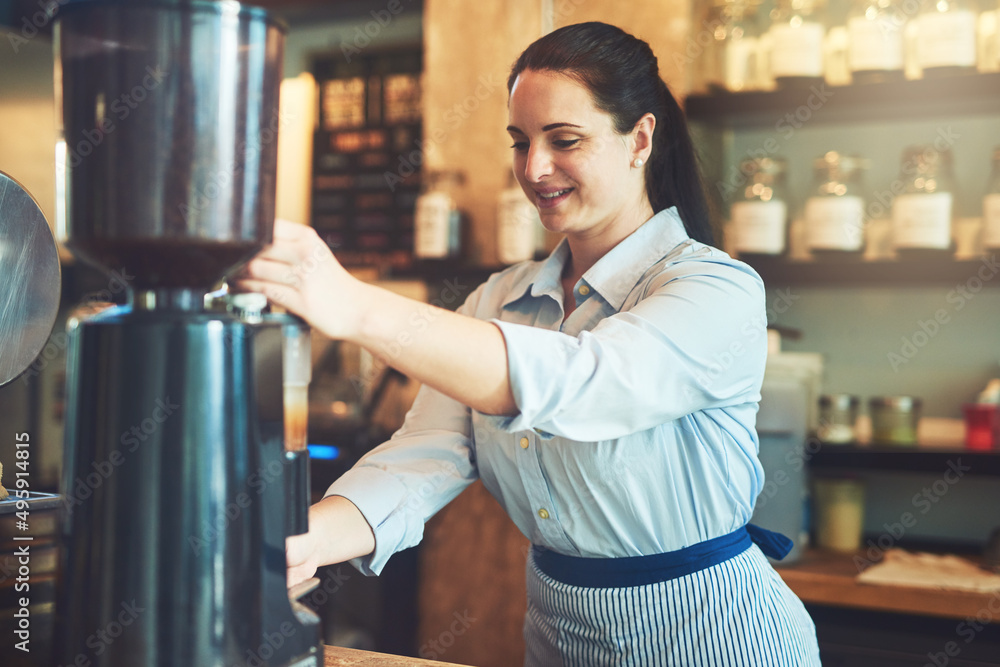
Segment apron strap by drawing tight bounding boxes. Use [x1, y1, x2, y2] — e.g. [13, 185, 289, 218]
[746, 523, 794, 560]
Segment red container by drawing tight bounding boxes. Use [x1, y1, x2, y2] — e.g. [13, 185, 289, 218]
[963, 404, 999, 451]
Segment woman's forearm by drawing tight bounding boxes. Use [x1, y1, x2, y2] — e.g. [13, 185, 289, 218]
[238, 219, 516, 416]
[348, 282, 516, 416]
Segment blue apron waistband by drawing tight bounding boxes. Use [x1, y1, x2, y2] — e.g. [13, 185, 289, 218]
[531, 524, 793, 589]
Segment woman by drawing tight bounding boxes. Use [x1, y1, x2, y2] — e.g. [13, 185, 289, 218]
[239, 21, 821, 667]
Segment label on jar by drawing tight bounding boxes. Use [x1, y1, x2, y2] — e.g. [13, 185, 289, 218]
[848, 17, 904, 72]
[891, 192, 953, 249]
[730, 200, 788, 254]
[769, 22, 826, 78]
[917, 10, 977, 69]
[805, 196, 865, 251]
[982, 194, 1000, 248]
[414, 191, 454, 258]
[497, 188, 541, 264]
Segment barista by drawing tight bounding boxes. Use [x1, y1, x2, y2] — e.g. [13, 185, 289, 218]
[239, 21, 821, 666]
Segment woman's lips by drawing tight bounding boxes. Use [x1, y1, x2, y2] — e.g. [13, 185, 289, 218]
[535, 187, 574, 209]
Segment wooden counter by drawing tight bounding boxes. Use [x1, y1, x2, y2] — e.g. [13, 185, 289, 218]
[775, 549, 999, 620]
[324, 645, 474, 667]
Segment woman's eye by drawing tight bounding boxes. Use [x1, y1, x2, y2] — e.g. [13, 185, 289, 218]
[553, 139, 580, 149]
[510, 141, 529, 152]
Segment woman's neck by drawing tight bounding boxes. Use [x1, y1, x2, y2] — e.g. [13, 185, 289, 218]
[562, 201, 655, 285]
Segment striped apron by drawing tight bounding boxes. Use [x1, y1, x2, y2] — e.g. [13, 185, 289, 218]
[523, 526, 822, 666]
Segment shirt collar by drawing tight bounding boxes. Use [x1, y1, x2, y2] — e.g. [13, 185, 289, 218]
[499, 207, 691, 312]
[499, 241, 569, 309]
[583, 207, 691, 311]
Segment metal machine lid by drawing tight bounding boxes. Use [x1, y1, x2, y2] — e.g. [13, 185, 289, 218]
[0, 172, 61, 387]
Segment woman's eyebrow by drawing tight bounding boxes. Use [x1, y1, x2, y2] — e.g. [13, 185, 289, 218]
[506, 122, 583, 134]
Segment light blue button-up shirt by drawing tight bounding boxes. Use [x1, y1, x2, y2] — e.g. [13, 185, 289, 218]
[326, 208, 769, 575]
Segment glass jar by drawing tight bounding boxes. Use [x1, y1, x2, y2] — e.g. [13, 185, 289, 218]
[891, 145, 956, 256]
[805, 152, 870, 256]
[916, 0, 978, 76]
[496, 171, 545, 264]
[869, 396, 921, 446]
[983, 147, 1000, 249]
[847, 0, 907, 83]
[704, 0, 764, 92]
[414, 170, 463, 259]
[817, 394, 860, 443]
[768, 0, 828, 87]
[729, 157, 789, 256]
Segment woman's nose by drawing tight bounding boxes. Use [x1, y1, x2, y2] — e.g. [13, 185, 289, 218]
[524, 146, 553, 183]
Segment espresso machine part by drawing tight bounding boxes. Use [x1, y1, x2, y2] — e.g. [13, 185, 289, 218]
[53, 1, 321, 665]
[55, 0, 284, 289]
[0, 172, 61, 387]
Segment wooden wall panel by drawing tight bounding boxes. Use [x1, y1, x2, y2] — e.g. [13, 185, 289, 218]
[422, 0, 543, 266]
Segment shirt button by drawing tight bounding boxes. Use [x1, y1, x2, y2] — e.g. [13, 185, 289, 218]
[519, 436, 529, 449]
[578, 285, 591, 296]
[538, 508, 550, 520]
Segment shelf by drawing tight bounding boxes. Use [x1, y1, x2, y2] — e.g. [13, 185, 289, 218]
[739, 254, 1000, 288]
[775, 548, 1000, 620]
[684, 72, 1000, 127]
[808, 444, 1000, 476]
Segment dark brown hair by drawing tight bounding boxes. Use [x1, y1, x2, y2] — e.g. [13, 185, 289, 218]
[508, 22, 714, 246]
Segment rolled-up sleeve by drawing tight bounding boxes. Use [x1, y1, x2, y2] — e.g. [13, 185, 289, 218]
[487, 259, 766, 441]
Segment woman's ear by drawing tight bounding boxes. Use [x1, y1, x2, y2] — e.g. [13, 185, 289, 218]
[631, 113, 656, 165]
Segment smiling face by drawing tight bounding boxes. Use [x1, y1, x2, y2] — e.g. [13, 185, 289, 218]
[506, 69, 653, 245]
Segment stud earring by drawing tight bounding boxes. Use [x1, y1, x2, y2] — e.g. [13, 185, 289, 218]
[633, 158, 644, 168]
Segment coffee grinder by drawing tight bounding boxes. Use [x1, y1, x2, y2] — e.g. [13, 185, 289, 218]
[52, 1, 321, 664]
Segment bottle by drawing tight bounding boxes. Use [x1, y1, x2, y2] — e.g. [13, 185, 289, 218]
[496, 172, 545, 264]
[805, 151, 869, 258]
[916, 0, 978, 76]
[704, 0, 763, 92]
[768, 0, 828, 88]
[729, 157, 789, 256]
[847, 0, 907, 83]
[982, 147, 1000, 249]
[891, 145, 956, 258]
[414, 170, 463, 259]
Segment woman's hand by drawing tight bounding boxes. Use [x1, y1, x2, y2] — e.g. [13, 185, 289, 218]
[286, 530, 321, 588]
[236, 219, 367, 341]
[286, 495, 376, 589]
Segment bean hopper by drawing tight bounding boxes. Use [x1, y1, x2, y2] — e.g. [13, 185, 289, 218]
[52, 1, 321, 664]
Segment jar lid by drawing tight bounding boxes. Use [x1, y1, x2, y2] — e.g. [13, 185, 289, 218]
[812, 151, 869, 176]
[869, 396, 922, 411]
[819, 394, 859, 409]
[900, 145, 953, 175]
[739, 156, 786, 173]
